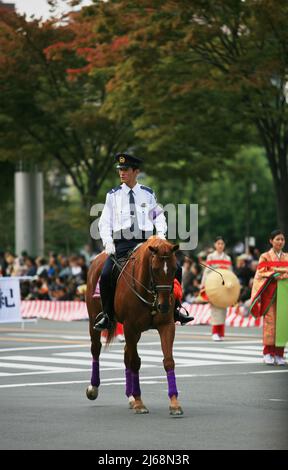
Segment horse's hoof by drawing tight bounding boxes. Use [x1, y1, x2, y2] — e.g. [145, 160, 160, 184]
[128, 396, 135, 409]
[134, 406, 149, 414]
[86, 385, 99, 400]
[169, 406, 184, 416]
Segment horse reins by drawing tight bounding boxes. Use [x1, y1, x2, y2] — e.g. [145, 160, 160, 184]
[111, 251, 225, 313]
[184, 255, 225, 285]
[111, 253, 174, 310]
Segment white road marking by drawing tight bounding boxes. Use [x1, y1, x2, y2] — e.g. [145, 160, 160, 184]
[137, 348, 261, 363]
[0, 344, 90, 353]
[0, 367, 127, 378]
[0, 370, 287, 389]
[54, 349, 262, 366]
[0, 355, 118, 367]
[269, 399, 287, 402]
[233, 345, 264, 350]
[0, 361, 87, 372]
[252, 369, 288, 374]
[175, 346, 262, 357]
[0, 339, 263, 354]
[56, 351, 234, 367]
[5, 333, 90, 340]
[0, 340, 282, 381]
[54, 352, 92, 358]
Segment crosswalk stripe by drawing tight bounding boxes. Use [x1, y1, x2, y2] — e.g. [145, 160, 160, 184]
[0, 366, 129, 378]
[175, 347, 262, 356]
[0, 355, 152, 370]
[54, 348, 262, 364]
[0, 361, 87, 372]
[0, 341, 266, 379]
[54, 350, 252, 365]
[0, 355, 110, 367]
[0, 344, 90, 353]
[54, 352, 93, 358]
[1, 369, 287, 390]
[100, 352, 193, 365]
[5, 333, 90, 340]
[137, 348, 260, 363]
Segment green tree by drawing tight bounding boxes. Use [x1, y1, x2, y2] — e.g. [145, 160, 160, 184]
[197, 146, 278, 249]
[0, 6, 135, 213]
[185, 0, 288, 235]
[77, 0, 287, 231]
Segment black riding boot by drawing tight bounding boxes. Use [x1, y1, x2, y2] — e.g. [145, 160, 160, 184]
[93, 256, 116, 331]
[174, 299, 194, 325]
[93, 312, 113, 331]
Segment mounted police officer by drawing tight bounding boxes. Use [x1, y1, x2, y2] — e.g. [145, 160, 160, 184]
[94, 152, 193, 331]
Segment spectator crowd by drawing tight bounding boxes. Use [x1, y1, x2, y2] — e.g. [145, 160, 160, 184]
[0, 249, 92, 302]
[0, 243, 261, 312]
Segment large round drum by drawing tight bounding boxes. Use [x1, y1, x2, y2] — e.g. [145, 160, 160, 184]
[205, 269, 241, 308]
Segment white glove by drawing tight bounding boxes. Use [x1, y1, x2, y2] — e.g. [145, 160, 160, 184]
[157, 233, 166, 240]
[104, 242, 116, 255]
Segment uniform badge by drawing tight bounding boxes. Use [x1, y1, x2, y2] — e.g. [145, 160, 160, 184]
[119, 156, 126, 163]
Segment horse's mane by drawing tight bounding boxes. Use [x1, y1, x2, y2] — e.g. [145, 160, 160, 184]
[145, 236, 173, 251]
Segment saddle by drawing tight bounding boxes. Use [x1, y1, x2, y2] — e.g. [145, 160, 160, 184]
[112, 244, 143, 283]
[111, 253, 129, 284]
[92, 244, 143, 299]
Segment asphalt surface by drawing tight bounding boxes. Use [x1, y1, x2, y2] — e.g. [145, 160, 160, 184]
[0, 320, 287, 450]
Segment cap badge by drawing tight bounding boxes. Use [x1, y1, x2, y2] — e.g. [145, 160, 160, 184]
[119, 156, 126, 163]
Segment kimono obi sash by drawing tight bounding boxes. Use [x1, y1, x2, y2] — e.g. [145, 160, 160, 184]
[206, 259, 231, 270]
[257, 261, 288, 270]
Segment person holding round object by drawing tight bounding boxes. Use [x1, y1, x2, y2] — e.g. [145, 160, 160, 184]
[200, 236, 234, 341]
[205, 269, 241, 309]
[249, 230, 288, 366]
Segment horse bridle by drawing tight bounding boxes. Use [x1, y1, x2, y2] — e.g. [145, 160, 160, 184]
[112, 253, 175, 312]
[149, 254, 175, 296]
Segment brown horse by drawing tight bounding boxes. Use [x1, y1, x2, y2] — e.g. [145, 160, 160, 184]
[85, 236, 183, 415]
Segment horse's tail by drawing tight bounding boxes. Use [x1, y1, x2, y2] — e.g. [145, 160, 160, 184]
[105, 320, 117, 347]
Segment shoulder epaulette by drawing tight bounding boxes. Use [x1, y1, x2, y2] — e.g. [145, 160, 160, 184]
[140, 185, 154, 194]
[108, 186, 122, 195]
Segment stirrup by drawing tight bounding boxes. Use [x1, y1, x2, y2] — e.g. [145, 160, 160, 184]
[93, 312, 112, 331]
[175, 305, 194, 325]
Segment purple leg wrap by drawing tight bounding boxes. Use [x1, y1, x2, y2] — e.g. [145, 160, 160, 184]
[167, 369, 178, 398]
[91, 359, 100, 387]
[125, 368, 133, 397]
[131, 371, 141, 398]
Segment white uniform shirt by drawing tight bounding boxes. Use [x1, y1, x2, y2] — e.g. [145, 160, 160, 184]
[98, 182, 167, 246]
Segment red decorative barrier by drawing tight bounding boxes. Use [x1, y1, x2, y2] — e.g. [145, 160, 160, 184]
[21, 300, 263, 327]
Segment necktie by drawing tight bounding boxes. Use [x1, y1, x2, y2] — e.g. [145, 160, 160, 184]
[129, 189, 140, 236]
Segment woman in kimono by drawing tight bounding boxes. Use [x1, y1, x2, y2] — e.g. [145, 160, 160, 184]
[250, 230, 288, 365]
[201, 237, 232, 341]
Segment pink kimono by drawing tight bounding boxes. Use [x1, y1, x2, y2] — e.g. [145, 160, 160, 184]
[250, 249, 288, 356]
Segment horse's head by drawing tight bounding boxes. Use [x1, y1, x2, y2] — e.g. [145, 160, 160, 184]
[148, 241, 179, 314]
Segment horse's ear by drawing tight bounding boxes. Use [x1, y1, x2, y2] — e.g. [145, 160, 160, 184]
[149, 246, 158, 254]
[172, 244, 180, 253]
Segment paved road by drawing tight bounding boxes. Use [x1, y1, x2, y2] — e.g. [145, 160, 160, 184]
[0, 320, 287, 450]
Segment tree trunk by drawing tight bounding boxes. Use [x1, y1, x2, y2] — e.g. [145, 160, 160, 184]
[81, 192, 103, 254]
[274, 182, 288, 238]
[266, 148, 288, 239]
[262, 142, 288, 242]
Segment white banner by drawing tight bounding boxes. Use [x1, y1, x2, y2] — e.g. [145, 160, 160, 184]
[0, 277, 21, 323]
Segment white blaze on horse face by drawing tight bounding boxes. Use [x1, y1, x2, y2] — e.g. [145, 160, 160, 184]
[164, 261, 168, 276]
